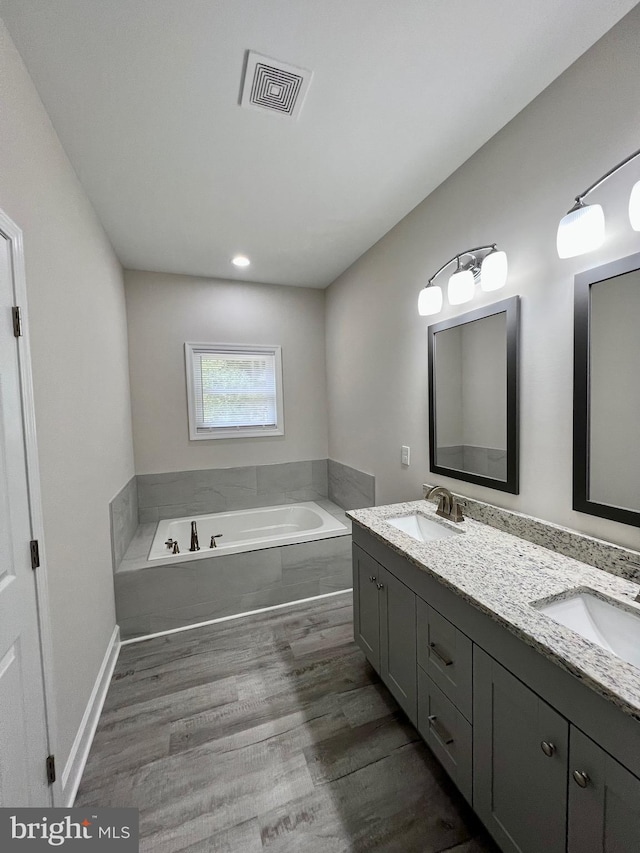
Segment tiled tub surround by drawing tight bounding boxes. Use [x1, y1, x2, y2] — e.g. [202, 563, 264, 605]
[109, 475, 138, 571]
[423, 484, 640, 582]
[348, 499, 640, 719]
[115, 499, 351, 639]
[137, 459, 330, 524]
[328, 459, 375, 510]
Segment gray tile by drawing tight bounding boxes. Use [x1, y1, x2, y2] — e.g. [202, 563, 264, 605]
[118, 614, 152, 640]
[328, 459, 375, 510]
[257, 461, 315, 496]
[281, 536, 351, 586]
[110, 476, 139, 571]
[147, 599, 244, 633]
[311, 459, 328, 497]
[239, 579, 322, 612]
[318, 577, 352, 594]
[138, 466, 258, 512]
[139, 506, 159, 524]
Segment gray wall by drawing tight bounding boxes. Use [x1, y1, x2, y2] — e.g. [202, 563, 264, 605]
[125, 270, 329, 474]
[0, 21, 135, 766]
[325, 6, 640, 551]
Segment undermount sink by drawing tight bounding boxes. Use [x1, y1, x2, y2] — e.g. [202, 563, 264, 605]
[386, 513, 461, 543]
[536, 591, 640, 669]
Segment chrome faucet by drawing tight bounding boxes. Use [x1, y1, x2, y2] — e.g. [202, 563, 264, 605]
[189, 520, 200, 552]
[425, 486, 466, 523]
[210, 533, 223, 549]
[172, 541, 180, 555]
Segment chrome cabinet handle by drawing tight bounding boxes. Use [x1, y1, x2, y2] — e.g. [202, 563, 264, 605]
[541, 741, 556, 757]
[429, 642, 453, 667]
[427, 714, 454, 745]
[368, 575, 377, 582]
[376, 583, 384, 590]
[572, 770, 590, 788]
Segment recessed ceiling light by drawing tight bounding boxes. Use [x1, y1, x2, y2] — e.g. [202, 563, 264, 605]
[232, 255, 251, 267]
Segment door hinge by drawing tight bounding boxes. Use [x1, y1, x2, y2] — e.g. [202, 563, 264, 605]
[12, 306, 22, 337]
[30, 540, 40, 570]
[46, 755, 56, 785]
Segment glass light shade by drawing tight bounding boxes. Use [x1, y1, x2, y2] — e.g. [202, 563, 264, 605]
[418, 285, 443, 316]
[480, 250, 508, 292]
[232, 255, 251, 267]
[629, 181, 640, 231]
[448, 269, 475, 305]
[556, 203, 605, 258]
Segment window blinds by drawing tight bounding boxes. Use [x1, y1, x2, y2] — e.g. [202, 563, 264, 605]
[191, 347, 278, 434]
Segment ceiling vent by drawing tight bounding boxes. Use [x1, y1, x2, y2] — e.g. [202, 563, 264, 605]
[241, 51, 312, 119]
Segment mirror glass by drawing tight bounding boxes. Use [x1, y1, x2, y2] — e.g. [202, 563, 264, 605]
[428, 296, 519, 494]
[574, 254, 640, 525]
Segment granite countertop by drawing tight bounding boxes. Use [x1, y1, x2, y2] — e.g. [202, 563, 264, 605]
[347, 500, 640, 721]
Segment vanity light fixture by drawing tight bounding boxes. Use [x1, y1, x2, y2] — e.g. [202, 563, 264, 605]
[232, 254, 251, 267]
[418, 245, 508, 316]
[557, 147, 640, 258]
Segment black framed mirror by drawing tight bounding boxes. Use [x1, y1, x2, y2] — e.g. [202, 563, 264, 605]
[574, 252, 640, 527]
[428, 296, 520, 493]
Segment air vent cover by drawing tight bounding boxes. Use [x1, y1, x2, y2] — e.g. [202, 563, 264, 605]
[241, 51, 312, 119]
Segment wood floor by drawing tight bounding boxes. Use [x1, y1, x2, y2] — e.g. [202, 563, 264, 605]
[76, 592, 498, 853]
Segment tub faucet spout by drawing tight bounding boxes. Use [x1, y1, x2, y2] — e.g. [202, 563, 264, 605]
[190, 521, 200, 552]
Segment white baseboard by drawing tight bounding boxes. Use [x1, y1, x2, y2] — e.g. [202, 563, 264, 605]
[61, 624, 120, 806]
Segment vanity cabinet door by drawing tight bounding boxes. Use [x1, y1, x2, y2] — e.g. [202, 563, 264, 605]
[352, 545, 381, 671]
[474, 648, 568, 853]
[568, 727, 640, 852]
[379, 567, 417, 725]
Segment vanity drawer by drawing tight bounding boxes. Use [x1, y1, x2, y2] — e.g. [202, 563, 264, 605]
[417, 598, 473, 721]
[418, 668, 472, 804]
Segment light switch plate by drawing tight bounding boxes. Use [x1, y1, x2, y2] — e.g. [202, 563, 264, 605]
[401, 445, 410, 466]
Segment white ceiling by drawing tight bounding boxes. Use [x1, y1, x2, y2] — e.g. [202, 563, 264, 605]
[1, 0, 636, 288]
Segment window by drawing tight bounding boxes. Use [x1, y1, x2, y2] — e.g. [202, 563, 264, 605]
[185, 343, 284, 440]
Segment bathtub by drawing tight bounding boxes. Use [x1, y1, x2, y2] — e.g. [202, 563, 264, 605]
[148, 501, 349, 562]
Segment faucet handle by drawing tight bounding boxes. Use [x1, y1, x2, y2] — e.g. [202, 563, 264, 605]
[450, 498, 466, 523]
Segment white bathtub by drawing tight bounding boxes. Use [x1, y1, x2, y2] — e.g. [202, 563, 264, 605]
[148, 501, 349, 562]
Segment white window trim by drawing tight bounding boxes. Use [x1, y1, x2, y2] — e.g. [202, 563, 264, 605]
[184, 342, 285, 440]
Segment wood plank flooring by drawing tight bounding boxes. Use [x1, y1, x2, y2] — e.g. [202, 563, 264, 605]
[76, 593, 498, 853]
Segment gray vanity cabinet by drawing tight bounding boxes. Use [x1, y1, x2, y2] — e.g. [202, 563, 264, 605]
[379, 564, 417, 725]
[352, 544, 417, 724]
[353, 544, 381, 670]
[351, 526, 640, 853]
[473, 648, 569, 853]
[568, 727, 640, 852]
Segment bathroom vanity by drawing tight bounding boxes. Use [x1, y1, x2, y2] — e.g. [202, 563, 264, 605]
[349, 500, 640, 853]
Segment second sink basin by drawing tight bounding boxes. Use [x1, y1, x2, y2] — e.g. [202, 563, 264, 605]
[536, 591, 640, 669]
[386, 513, 461, 543]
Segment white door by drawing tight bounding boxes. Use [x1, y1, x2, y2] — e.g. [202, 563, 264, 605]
[0, 231, 51, 806]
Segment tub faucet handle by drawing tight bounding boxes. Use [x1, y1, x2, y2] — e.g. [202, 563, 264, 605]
[210, 533, 223, 549]
[172, 541, 180, 554]
[165, 538, 174, 549]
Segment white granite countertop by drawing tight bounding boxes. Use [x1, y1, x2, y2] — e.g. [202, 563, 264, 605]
[347, 500, 640, 721]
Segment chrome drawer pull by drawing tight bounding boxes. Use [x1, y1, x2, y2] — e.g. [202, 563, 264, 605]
[429, 642, 454, 667]
[572, 770, 590, 788]
[428, 714, 454, 745]
[541, 741, 556, 757]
